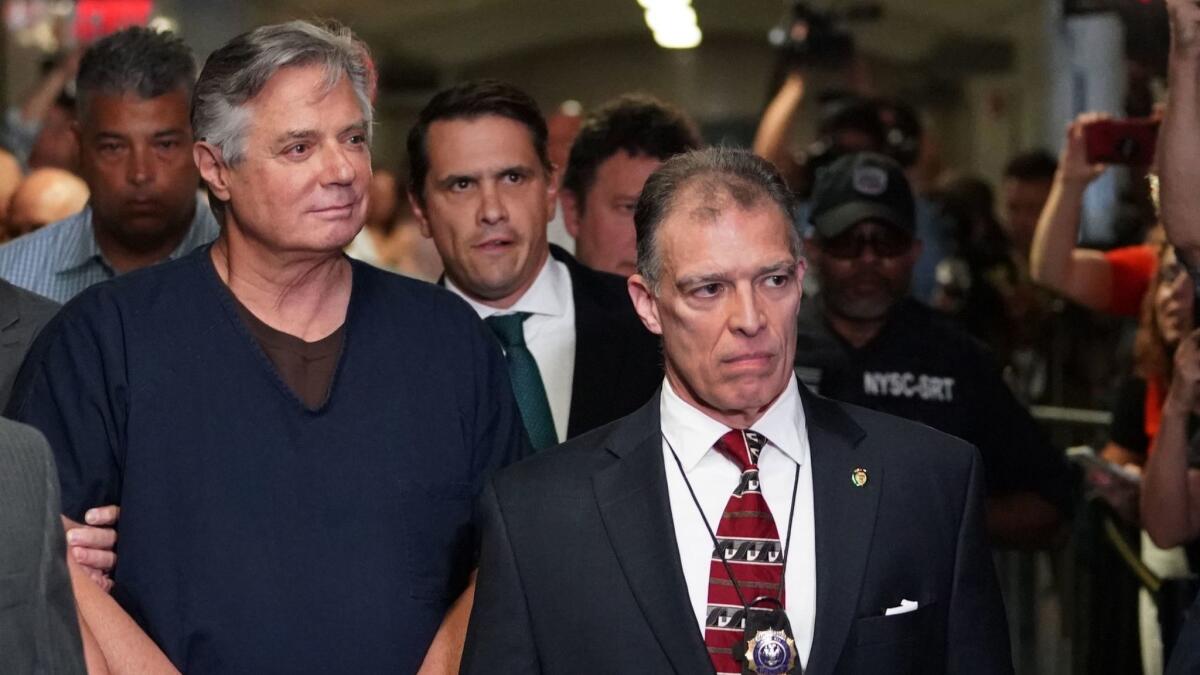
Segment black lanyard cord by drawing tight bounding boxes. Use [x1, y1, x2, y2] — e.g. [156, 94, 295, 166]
[664, 432, 801, 615]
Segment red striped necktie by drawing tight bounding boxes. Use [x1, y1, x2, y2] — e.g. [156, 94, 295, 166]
[704, 429, 786, 675]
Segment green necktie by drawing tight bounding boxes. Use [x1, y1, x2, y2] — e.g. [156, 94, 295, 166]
[485, 312, 558, 451]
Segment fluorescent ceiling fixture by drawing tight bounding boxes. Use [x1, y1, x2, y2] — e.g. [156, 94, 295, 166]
[637, 0, 691, 8]
[638, 0, 701, 50]
[644, 5, 697, 32]
[653, 23, 702, 49]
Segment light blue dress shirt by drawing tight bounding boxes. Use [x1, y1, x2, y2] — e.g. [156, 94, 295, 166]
[0, 201, 219, 304]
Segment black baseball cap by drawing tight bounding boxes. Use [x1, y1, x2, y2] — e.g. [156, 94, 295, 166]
[809, 152, 916, 238]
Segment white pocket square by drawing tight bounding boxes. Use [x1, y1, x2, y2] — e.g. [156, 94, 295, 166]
[884, 599, 919, 616]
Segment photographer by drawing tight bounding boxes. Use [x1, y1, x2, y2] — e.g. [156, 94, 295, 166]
[752, 3, 889, 195]
[1030, 113, 1156, 316]
[752, 6, 950, 302]
[754, 74, 880, 188]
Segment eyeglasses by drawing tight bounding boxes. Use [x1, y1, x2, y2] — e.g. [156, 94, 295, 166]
[819, 227, 913, 260]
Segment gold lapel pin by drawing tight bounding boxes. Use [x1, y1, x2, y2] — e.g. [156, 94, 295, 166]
[851, 467, 868, 487]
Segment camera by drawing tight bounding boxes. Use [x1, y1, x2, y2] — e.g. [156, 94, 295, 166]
[768, 1, 883, 69]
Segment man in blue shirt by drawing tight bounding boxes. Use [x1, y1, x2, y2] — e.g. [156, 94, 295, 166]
[8, 21, 525, 673]
[0, 27, 217, 303]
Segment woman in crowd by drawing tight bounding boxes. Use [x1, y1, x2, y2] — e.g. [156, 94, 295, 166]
[1093, 231, 1196, 674]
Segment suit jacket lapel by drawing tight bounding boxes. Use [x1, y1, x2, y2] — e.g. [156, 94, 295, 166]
[593, 396, 714, 675]
[801, 388, 880, 675]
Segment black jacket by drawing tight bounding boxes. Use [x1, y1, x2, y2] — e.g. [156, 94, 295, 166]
[549, 244, 662, 438]
[462, 387, 1013, 675]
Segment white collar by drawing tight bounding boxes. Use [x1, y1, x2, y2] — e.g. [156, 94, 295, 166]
[660, 375, 809, 472]
[446, 252, 570, 319]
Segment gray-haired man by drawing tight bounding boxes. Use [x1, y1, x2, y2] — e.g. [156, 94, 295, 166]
[462, 147, 1011, 674]
[8, 21, 525, 672]
[0, 27, 218, 303]
[0, 22, 216, 610]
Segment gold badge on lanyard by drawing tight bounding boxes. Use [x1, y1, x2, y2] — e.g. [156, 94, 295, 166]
[743, 627, 798, 674]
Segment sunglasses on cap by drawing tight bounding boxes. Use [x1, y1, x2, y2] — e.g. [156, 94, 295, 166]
[818, 226, 914, 260]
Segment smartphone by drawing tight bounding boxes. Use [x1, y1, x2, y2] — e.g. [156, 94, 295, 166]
[1083, 117, 1160, 166]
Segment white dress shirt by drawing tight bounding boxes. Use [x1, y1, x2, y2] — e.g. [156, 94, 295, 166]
[660, 376, 816, 669]
[447, 255, 576, 443]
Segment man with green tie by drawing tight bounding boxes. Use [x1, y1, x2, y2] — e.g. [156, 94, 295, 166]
[407, 80, 662, 450]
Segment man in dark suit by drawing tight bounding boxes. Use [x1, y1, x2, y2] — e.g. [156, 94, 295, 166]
[0, 278, 57, 408]
[0, 417, 86, 674]
[462, 147, 1012, 674]
[407, 80, 661, 450]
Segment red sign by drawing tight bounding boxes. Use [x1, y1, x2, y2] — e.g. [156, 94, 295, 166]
[74, 0, 153, 43]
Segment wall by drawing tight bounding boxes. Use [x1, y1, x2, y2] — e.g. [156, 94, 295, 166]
[450, 31, 993, 177]
[458, 33, 778, 133]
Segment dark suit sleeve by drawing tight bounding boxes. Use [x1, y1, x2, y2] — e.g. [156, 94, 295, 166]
[0, 421, 85, 675]
[35, 434, 87, 675]
[946, 447, 1014, 674]
[461, 479, 542, 675]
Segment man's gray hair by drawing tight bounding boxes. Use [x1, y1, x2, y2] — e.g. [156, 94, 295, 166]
[634, 146, 802, 291]
[191, 20, 375, 167]
[76, 27, 196, 121]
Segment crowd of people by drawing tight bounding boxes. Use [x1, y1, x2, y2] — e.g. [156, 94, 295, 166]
[6, 2, 1200, 674]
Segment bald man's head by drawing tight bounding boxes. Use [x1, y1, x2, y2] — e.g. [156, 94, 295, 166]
[0, 149, 21, 227]
[6, 168, 89, 240]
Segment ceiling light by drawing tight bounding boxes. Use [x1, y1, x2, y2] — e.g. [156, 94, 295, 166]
[653, 23, 702, 49]
[637, 0, 690, 9]
[644, 5, 697, 32]
[638, 0, 701, 50]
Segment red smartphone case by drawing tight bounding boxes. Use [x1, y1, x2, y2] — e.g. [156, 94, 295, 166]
[1083, 118, 1160, 166]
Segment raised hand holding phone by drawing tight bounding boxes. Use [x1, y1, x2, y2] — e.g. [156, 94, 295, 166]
[1060, 113, 1109, 185]
[1083, 117, 1160, 166]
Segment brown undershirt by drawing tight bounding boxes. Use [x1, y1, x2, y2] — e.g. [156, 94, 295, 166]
[231, 298, 345, 410]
